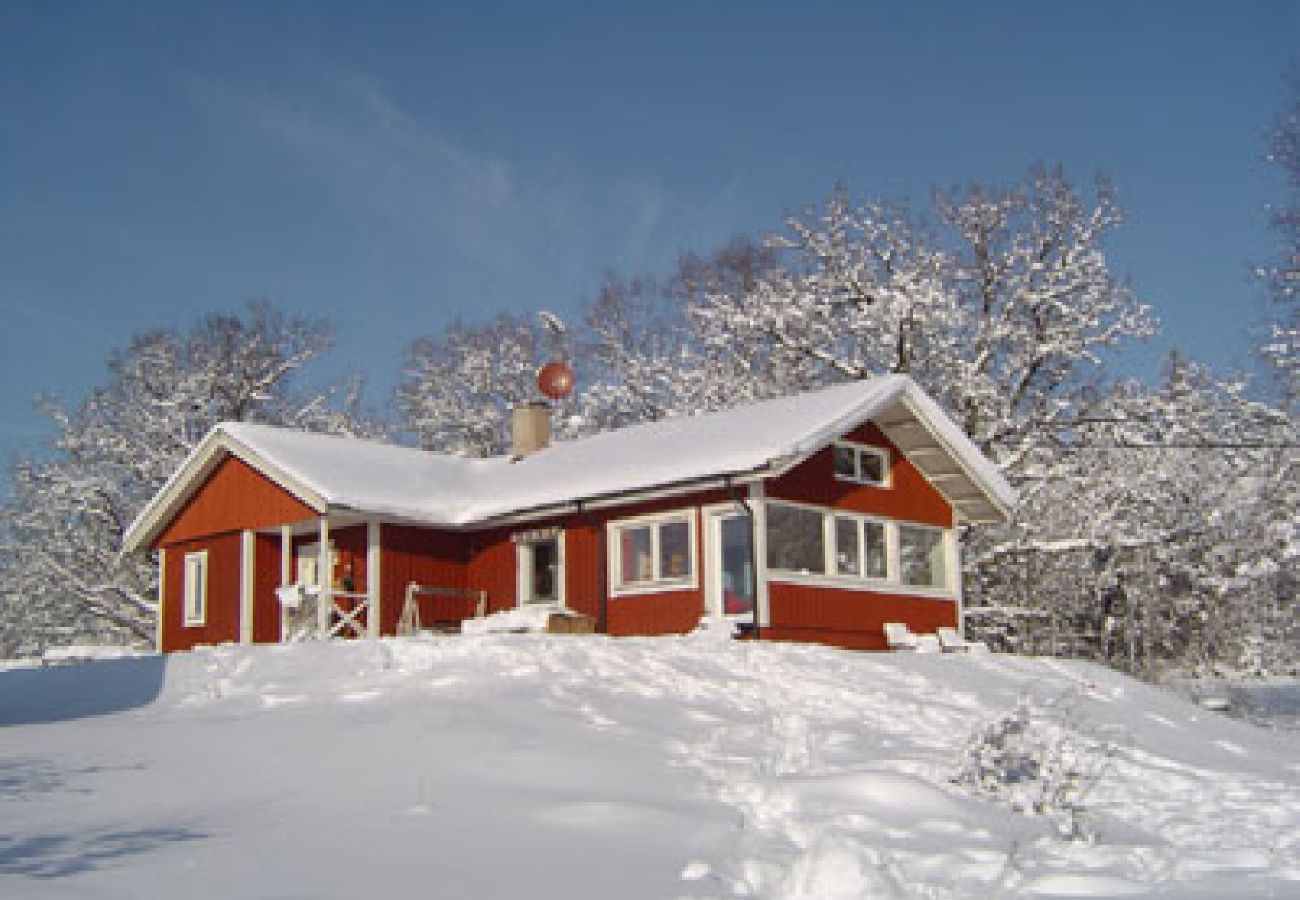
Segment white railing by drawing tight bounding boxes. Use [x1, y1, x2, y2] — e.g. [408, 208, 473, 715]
[327, 591, 371, 639]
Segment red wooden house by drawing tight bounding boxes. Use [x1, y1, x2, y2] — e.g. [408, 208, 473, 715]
[122, 376, 1014, 653]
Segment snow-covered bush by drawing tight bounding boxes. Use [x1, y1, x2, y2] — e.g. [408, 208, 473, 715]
[954, 686, 1125, 841]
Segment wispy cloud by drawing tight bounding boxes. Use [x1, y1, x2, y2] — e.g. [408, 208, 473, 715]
[187, 72, 513, 250]
[184, 70, 753, 313]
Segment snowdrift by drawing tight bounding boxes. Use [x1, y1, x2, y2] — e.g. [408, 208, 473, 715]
[2, 635, 1297, 898]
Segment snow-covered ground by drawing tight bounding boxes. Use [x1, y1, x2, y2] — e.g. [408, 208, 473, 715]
[2, 634, 1297, 899]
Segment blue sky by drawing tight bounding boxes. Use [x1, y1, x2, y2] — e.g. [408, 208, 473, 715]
[1, 1, 1296, 484]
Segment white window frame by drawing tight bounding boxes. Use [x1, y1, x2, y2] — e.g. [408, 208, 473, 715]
[833, 441, 891, 488]
[763, 498, 954, 599]
[607, 509, 699, 597]
[183, 550, 208, 626]
[896, 521, 951, 591]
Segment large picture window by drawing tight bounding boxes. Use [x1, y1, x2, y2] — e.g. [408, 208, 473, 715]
[765, 500, 949, 594]
[765, 503, 825, 573]
[610, 512, 696, 594]
[183, 550, 208, 626]
[898, 525, 948, 589]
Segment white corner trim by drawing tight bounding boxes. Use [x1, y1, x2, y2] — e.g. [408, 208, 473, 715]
[749, 482, 771, 628]
[367, 519, 382, 638]
[240, 530, 255, 644]
[155, 548, 166, 653]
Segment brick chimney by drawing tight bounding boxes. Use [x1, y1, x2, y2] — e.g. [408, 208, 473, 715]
[511, 400, 551, 457]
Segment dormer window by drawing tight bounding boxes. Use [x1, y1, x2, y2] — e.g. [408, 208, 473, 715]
[832, 442, 889, 487]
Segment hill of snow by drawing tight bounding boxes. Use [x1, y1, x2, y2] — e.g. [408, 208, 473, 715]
[2, 634, 1297, 899]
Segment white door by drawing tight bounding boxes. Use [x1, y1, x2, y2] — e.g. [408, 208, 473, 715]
[705, 509, 756, 620]
[517, 536, 564, 607]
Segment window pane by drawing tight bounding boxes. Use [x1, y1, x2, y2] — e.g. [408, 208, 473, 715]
[834, 517, 860, 576]
[620, 526, 653, 584]
[864, 522, 887, 578]
[720, 515, 754, 614]
[833, 445, 857, 479]
[766, 504, 825, 573]
[658, 520, 691, 580]
[859, 449, 886, 484]
[899, 526, 946, 588]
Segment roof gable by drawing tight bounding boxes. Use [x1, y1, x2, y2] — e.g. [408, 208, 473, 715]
[156, 455, 320, 548]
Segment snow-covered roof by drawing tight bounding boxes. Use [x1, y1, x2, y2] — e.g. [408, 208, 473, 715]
[123, 375, 1015, 552]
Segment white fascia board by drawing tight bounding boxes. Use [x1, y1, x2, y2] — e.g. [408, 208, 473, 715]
[893, 388, 1016, 522]
[121, 426, 329, 555]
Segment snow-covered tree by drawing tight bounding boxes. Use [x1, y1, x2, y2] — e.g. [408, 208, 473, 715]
[967, 352, 1297, 675]
[1260, 80, 1299, 307]
[395, 311, 570, 455]
[692, 167, 1156, 477]
[0, 301, 370, 654]
[577, 237, 779, 430]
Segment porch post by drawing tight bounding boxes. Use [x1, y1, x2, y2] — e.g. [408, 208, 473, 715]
[317, 516, 332, 639]
[950, 529, 965, 638]
[748, 482, 770, 629]
[366, 519, 381, 639]
[279, 525, 292, 587]
[239, 529, 255, 644]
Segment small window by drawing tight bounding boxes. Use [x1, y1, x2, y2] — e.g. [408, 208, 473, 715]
[766, 504, 825, 573]
[612, 514, 695, 591]
[899, 525, 947, 588]
[833, 442, 889, 487]
[183, 551, 208, 626]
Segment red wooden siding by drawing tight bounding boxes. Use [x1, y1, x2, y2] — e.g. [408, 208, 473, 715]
[381, 525, 469, 633]
[157, 455, 318, 547]
[559, 521, 602, 621]
[160, 534, 242, 652]
[252, 534, 283, 644]
[607, 591, 702, 635]
[765, 582, 958, 650]
[768, 422, 953, 527]
[465, 528, 516, 614]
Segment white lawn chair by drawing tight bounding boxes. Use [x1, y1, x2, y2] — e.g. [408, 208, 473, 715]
[883, 622, 920, 652]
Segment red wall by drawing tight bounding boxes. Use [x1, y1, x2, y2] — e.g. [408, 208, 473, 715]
[381, 525, 470, 633]
[765, 583, 957, 650]
[160, 533, 242, 652]
[252, 534, 283, 644]
[768, 422, 952, 527]
[157, 455, 318, 548]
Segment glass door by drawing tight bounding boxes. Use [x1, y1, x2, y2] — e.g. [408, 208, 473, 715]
[707, 511, 755, 619]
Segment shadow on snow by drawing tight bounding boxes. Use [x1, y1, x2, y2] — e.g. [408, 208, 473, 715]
[0, 655, 167, 726]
